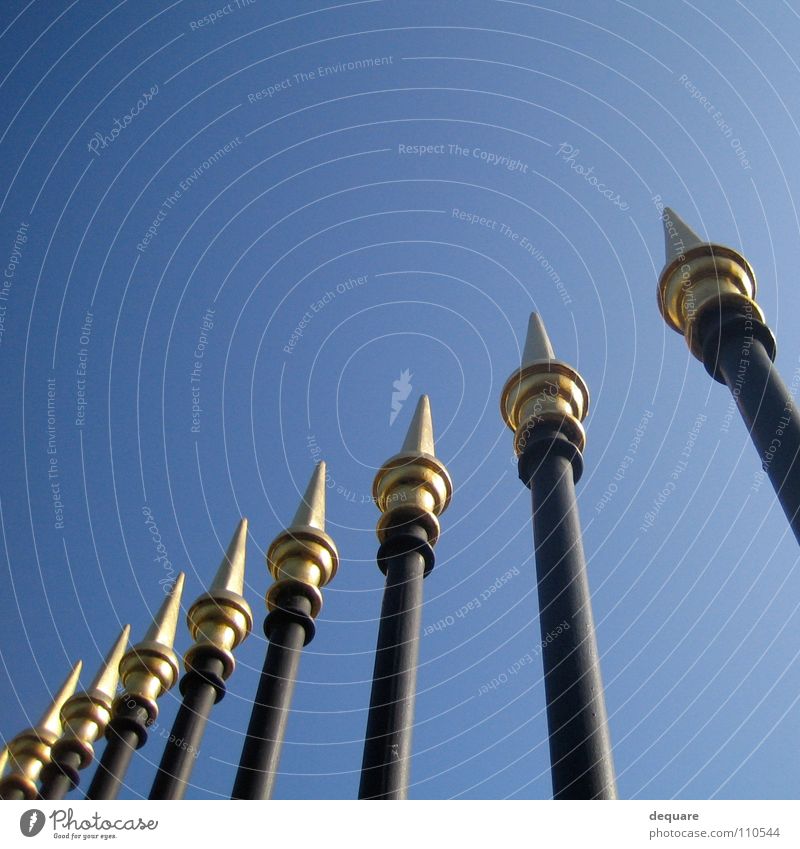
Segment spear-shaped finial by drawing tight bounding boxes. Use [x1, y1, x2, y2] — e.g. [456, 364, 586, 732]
[373, 394, 453, 546]
[36, 660, 84, 741]
[210, 518, 248, 596]
[500, 312, 589, 456]
[116, 574, 185, 723]
[143, 573, 185, 645]
[522, 312, 556, 364]
[0, 660, 82, 799]
[401, 395, 435, 456]
[662, 206, 704, 263]
[291, 461, 327, 530]
[657, 206, 760, 359]
[51, 626, 130, 773]
[86, 626, 130, 702]
[267, 462, 339, 619]
[185, 520, 253, 680]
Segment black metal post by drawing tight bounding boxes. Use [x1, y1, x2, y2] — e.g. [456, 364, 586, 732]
[148, 655, 226, 800]
[231, 592, 315, 800]
[520, 424, 617, 800]
[86, 702, 149, 800]
[1, 788, 25, 801]
[698, 306, 800, 543]
[359, 523, 432, 800]
[38, 749, 83, 800]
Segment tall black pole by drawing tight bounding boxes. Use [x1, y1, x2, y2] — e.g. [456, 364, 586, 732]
[0, 660, 82, 801]
[150, 656, 226, 799]
[501, 314, 617, 799]
[85, 707, 147, 800]
[39, 751, 83, 801]
[231, 592, 314, 799]
[359, 395, 453, 800]
[149, 519, 252, 800]
[660, 208, 800, 543]
[87, 574, 185, 800]
[232, 463, 336, 800]
[37, 626, 131, 801]
[358, 523, 429, 799]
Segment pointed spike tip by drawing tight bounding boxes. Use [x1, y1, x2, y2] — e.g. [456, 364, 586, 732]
[401, 394, 435, 455]
[209, 518, 248, 597]
[291, 462, 327, 531]
[88, 625, 130, 700]
[522, 313, 555, 365]
[36, 659, 83, 738]
[662, 207, 704, 263]
[142, 572, 185, 648]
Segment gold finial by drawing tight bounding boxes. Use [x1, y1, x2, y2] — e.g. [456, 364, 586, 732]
[291, 460, 327, 530]
[658, 206, 761, 359]
[0, 660, 82, 800]
[267, 462, 339, 619]
[373, 394, 453, 546]
[87, 626, 130, 700]
[185, 519, 253, 680]
[36, 660, 84, 741]
[116, 574, 185, 723]
[401, 394, 435, 455]
[500, 312, 589, 455]
[522, 312, 556, 363]
[51, 626, 130, 771]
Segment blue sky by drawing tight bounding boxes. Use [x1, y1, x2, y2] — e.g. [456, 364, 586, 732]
[1, 0, 800, 800]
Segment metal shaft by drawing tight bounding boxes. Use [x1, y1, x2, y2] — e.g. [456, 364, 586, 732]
[149, 656, 225, 800]
[231, 593, 313, 800]
[86, 703, 149, 800]
[523, 430, 617, 799]
[1, 788, 25, 801]
[359, 526, 429, 800]
[700, 308, 800, 543]
[39, 749, 83, 800]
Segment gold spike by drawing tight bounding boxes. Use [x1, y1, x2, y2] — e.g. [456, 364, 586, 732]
[657, 206, 761, 359]
[0, 660, 82, 799]
[50, 627, 131, 771]
[662, 206, 704, 263]
[401, 395, 435, 456]
[500, 312, 589, 456]
[0, 745, 7, 778]
[522, 313, 556, 364]
[267, 463, 340, 619]
[210, 518, 248, 597]
[291, 461, 327, 530]
[143, 572, 185, 646]
[116, 575, 185, 722]
[373, 394, 453, 546]
[88, 624, 130, 702]
[185, 520, 253, 680]
[37, 660, 83, 741]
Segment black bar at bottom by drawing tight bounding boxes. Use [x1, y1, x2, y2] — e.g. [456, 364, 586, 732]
[86, 703, 149, 800]
[231, 593, 313, 800]
[359, 526, 429, 800]
[39, 749, 83, 800]
[148, 656, 225, 800]
[700, 308, 800, 544]
[523, 430, 617, 800]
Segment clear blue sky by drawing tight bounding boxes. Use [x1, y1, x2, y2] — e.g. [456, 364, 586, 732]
[1, 0, 799, 800]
